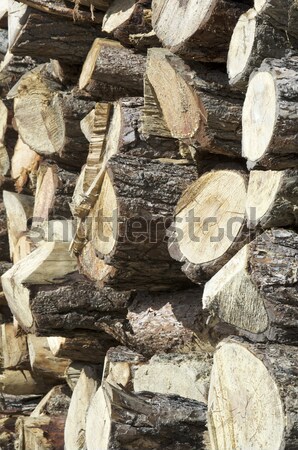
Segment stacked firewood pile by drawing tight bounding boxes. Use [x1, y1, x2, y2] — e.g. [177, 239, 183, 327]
[0, 0, 297, 448]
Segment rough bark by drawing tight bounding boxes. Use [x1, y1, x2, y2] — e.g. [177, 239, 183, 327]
[11, 137, 41, 193]
[254, 0, 292, 30]
[289, 1, 298, 47]
[242, 56, 298, 169]
[47, 335, 108, 364]
[15, 415, 66, 450]
[0, 201, 10, 261]
[203, 229, 298, 345]
[79, 38, 146, 100]
[0, 29, 8, 61]
[0, 51, 39, 98]
[208, 338, 298, 450]
[152, 0, 248, 62]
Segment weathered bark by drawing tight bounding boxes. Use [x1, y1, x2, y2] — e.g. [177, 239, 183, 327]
[168, 169, 249, 284]
[242, 56, 298, 169]
[79, 38, 146, 100]
[0, 51, 39, 98]
[0, 1, 8, 29]
[0, 201, 10, 261]
[203, 229, 298, 345]
[86, 381, 208, 450]
[15, 415, 66, 450]
[0, 100, 9, 177]
[147, 48, 243, 157]
[152, 0, 248, 62]
[0, 29, 8, 61]
[208, 338, 298, 450]
[246, 169, 298, 228]
[227, 8, 288, 91]
[102, 0, 152, 46]
[30, 384, 71, 418]
[1, 322, 30, 370]
[254, 0, 292, 30]
[12, 65, 94, 170]
[90, 155, 197, 290]
[47, 335, 108, 363]
[64, 365, 101, 450]
[8, 2, 104, 64]
[68, 0, 111, 11]
[289, 1, 298, 47]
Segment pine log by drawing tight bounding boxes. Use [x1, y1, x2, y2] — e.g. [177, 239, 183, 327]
[147, 48, 243, 157]
[8, 2, 104, 64]
[246, 169, 298, 228]
[242, 56, 298, 169]
[11, 136, 41, 193]
[102, 0, 152, 46]
[203, 229, 298, 345]
[0, 51, 39, 98]
[227, 8, 287, 91]
[89, 155, 197, 290]
[1, 322, 29, 370]
[100, 289, 230, 357]
[208, 338, 298, 450]
[152, 0, 248, 62]
[168, 169, 249, 284]
[47, 335, 108, 363]
[12, 66, 94, 170]
[79, 38, 146, 100]
[30, 384, 71, 418]
[64, 365, 101, 450]
[15, 415, 65, 450]
[86, 381, 208, 450]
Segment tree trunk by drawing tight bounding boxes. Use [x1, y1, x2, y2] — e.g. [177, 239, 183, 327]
[147, 48, 243, 157]
[152, 0, 248, 62]
[227, 8, 288, 91]
[89, 155, 197, 290]
[203, 229, 298, 345]
[102, 0, 152, 46]
[64, 365, 101, 450]
[86, 380, 208, 450]
[242, 55, 298, 169]
[1, 322, 30, 370]
[168, 169, 249, 283]
[79, 38, 146, 100]
[246, 169, 298, 228]
[47, 335, 108, 364]
[208, 338, 298, 450]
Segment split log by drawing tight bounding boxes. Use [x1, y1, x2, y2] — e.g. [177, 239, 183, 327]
[208, 338, 298, 450]
[152, 0, 248, 62]
[11, 136, 41, 193]
[0, 370, 51, 395]
[8, 2, 104, 64]
[64, 365, 101, 450]
[0, 51, 39, 98]
[242, 56, 298, 169]
[12, 66, 94, 170]
[86, 381, 208, 450]
[227, 8, 288, 91]
[168, 169, 248, 283]
[203, 229, 298, 345]
[15, 415, 65, 450]
[246, 169, 298, 228]
[1, 322, 29, 370]
[89, 155, 197, 290]
[147, 48, 243, 157]
[47, 335, 108, 363]
[102, 0, 152, 46]
[79, 38, 146, 100]
[27, 335, 70, 382]
[30, 385, 71, 418]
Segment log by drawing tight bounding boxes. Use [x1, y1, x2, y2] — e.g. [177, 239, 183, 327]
[208, 338, 298, 450]
[64, 365, 101, 450]
[30, 384, 71, 418]
[89, 155, 197, 290]
[1, 322, 30, 370]
[12, 66, 94, 170]
[289, 1, 298, 47]
[203, 229, 298, 345]
[242, 56, 298, 169]
[47, 335, 108, 363]
[8, 2, 104, 64]
[147, 48, 243, 157]
[0, 100, 9, 177]
[15, 415, 65, 450]
[0, 370, 52, 395]
[64, 361, 102, 391]
[227, 8, 288, 91]
[0, 0, 8, 28]
[0, 29, 8, 61]
[0, 51, 39, 98]
[86, 381, 208, 450]
[79, 38, 146, 100]
[246, 169, 298, 228]
[68, 0, 111, 11]
[168, 169, 248, 283]
[0, 201, 10, 261]
[152, 0, 248, 62]
[11, 137, 41, 193]
[102, 0, 152, 46]
[254, 0, 292, 30]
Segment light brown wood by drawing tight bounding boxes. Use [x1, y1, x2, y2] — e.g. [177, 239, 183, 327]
[1, 322, 29, 369]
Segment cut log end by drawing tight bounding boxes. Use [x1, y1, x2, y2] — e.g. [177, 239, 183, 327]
[102, 0, 136, 34]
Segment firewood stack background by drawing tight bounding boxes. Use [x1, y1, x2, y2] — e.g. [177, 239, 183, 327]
[0, 0, 297, 448]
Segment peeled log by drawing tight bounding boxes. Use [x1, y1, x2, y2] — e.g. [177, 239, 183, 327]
[79, 38, 146, 100]
[203, 229, 298, 345]
[90, 155, 197, 290]
[227, 8, 287, 91]
[152, 0, 248, 62]
[147, 48, 243, 157]
[208, 338, 298, 450]
[168, 169, 248, 284]
[86, 381, 207, 450]
[242, 56, 298, 169]
[246, 169, 298, 228]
